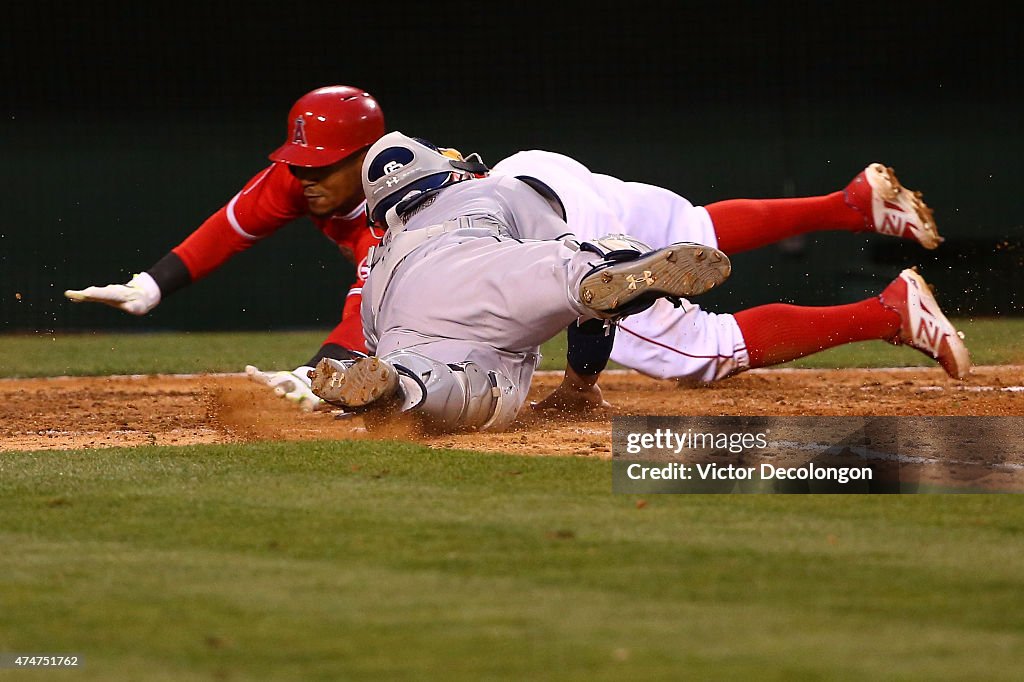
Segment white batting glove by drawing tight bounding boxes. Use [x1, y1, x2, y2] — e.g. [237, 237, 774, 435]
[64, 272, 162, 315]
[245, 364, 325, 412]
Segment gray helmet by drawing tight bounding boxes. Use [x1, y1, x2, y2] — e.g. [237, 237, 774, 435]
[362, 131, 486, 224]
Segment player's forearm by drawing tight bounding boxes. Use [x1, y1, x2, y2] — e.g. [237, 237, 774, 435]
[137, 212, 253, 303]
[566, 318, 615, 377]
[171, 206, 263, 281]
[559, 364, 601, 391]
[532, 320, 614, 412]
[144, 251, 192, 299]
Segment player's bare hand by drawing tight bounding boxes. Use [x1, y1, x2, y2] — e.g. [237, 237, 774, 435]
[64, 273, 161, 315]
[531, 380, 612, 414]
[245, 364, 325, 412]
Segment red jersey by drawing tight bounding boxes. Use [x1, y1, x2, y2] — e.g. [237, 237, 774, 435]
[172, 162, 380, 353]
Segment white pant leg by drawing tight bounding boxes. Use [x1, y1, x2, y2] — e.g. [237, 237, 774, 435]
[611, 299, 750, 383]
[589, 174, 718, 249]
[491, 150, 717, 248]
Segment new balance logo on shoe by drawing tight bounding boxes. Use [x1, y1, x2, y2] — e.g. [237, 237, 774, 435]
[915, 315, 943, 355]
[879, 212, 916, 238]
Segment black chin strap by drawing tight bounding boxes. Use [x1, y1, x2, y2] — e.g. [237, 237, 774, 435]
[450, 159, 490, 175]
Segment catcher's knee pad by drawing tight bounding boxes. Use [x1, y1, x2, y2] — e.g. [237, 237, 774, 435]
[384, 351, 521, 433]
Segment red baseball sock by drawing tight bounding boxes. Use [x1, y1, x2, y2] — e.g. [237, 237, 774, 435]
[734, 297, 901, 369]
[708, 191, 864, 254]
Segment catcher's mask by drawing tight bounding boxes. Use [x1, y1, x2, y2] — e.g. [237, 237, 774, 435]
[362, 131, 487, 225]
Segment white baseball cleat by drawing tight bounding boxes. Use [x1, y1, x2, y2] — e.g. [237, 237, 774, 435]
[579, 242, 731, 320]
[879, 268, 971, 380]
[845, 163, 942, 249]
[308, 356, 401, 410]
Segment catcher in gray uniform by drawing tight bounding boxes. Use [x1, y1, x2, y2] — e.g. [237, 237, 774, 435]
[307, 132, 731, 433]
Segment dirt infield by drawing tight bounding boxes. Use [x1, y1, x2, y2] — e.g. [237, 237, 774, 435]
[2, 366, 1021, 451]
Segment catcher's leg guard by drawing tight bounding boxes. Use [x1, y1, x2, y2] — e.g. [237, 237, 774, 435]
[578, 238, 731, 320]
[310, 353, 521, 433]
[386, 351, 521, 433]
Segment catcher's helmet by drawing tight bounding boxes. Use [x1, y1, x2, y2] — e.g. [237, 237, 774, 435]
[362, 131, 488, 225]
[269, 85, 385, 168]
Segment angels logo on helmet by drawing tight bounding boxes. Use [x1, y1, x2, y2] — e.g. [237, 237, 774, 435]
[291, 117, 308, 146]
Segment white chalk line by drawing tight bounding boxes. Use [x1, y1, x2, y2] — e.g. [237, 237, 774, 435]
[3, 366, 1022, 390]
[769, 440, 1024, 472]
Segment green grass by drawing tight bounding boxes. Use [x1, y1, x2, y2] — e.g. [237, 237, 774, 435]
[0, 330, 329, 377]
[3, 324, 1023, 679]
[1, 317, 1021, 378]
[2, 442, 1023, 681]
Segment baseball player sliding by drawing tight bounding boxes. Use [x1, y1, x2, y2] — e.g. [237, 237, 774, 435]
[307, 133, 732, 432]
[65, 84, 970, 417]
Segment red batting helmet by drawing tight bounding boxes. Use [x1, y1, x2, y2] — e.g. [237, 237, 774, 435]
[269, 86, 385, 168]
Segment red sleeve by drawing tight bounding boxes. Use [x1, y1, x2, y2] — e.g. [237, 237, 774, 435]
[320, 213, 383, 354]
[323, 292, 368, 352]
[172, 163, 307, 280]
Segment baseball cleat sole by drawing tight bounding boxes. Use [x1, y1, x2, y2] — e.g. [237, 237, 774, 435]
[309, 357, 400, 408]
[580, 243, 731, 318]
[865, 163, 941, 249]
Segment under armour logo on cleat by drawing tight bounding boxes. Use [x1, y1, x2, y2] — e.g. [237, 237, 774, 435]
[626, 271, 655, 290]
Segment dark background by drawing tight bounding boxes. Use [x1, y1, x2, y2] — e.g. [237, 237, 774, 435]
[2, 1, 1021, 333]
